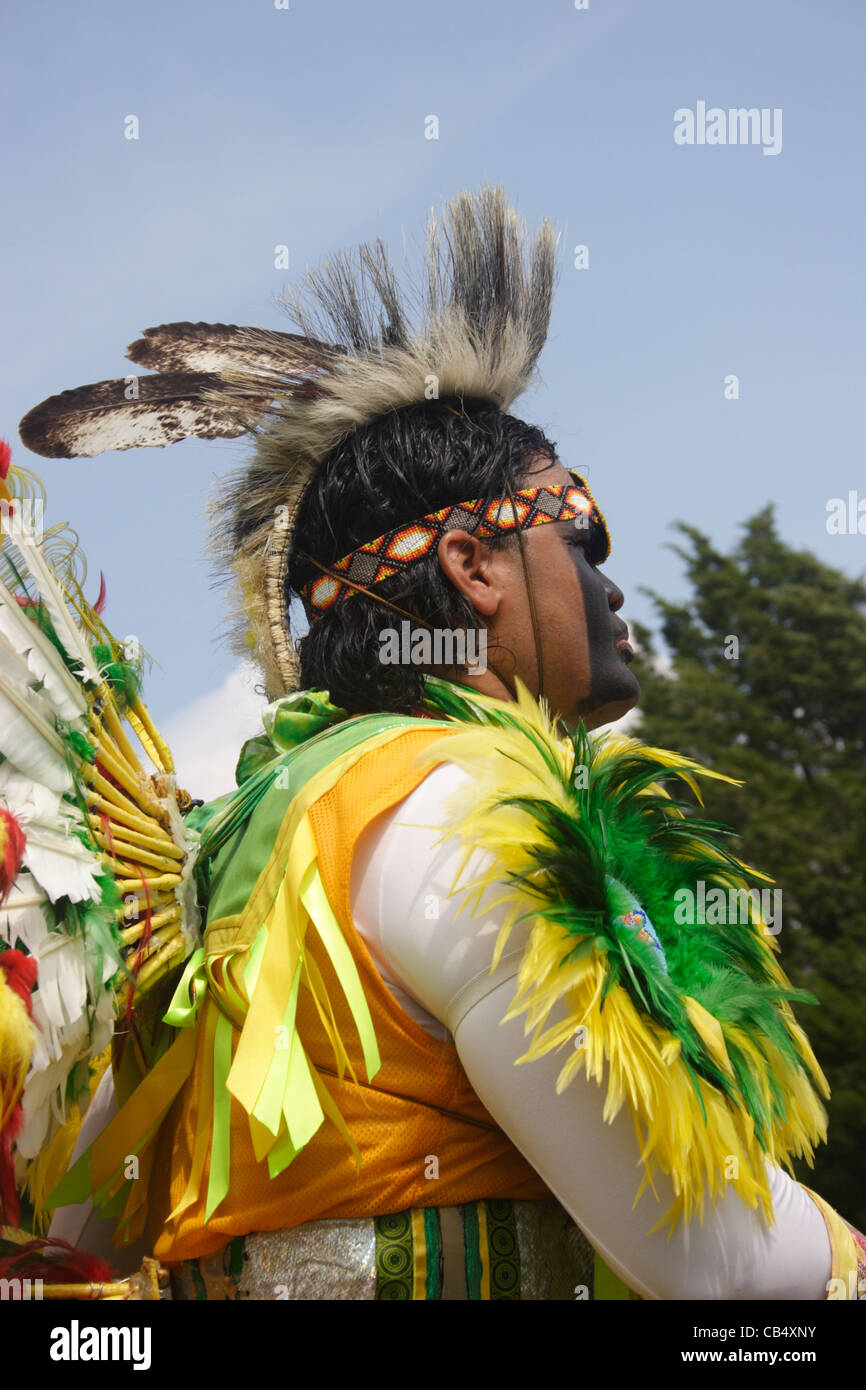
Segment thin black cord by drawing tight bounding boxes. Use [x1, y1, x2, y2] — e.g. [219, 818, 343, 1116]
[501, 469, 544, 701]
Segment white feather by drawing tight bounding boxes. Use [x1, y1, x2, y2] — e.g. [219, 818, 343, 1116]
[0, 626, 37, 688]
[22, 824, 104, 904]
[16, 1014, 89, 1158]
[12, 537, 99, 684]
[16, 968, 117, 1158]
[0, 577, 88, 719]
[0, 672, 73, 794]
[0, 872, 50, 953]
[0, 762, 65, 826]
[32, 930, 88, 1029]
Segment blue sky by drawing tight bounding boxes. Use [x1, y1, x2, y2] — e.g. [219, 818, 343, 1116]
[2, 0, 864, 775]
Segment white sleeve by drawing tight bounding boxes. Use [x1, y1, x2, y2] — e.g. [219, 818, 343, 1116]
[349, 762, 834, 1301]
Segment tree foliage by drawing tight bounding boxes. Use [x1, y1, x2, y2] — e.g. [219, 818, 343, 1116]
[630, 506, 866, 1227]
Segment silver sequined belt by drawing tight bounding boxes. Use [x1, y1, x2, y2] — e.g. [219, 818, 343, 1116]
[169, 1199, 598, 1300]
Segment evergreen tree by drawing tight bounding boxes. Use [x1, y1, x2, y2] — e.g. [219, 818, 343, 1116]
[630, 506, 866, 1228]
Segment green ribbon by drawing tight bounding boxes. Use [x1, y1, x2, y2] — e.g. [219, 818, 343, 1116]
[160, 945, 233, 1221]
[234, 690, 348, 786]
[163, 947, 208, 1028]
[206, 1012, 234, 1220]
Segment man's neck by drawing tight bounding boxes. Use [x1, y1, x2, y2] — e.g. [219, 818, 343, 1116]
[427, 664, 520, 704]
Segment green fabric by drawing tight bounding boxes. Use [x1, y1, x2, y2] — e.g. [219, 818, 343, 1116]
[163, 948, 207, 1028]
[373, 1212, 414, 1300]
[485, 1199, 521, 1300]
[461, 1202, 482, 1300]
[184, 792, 236, 839]
[234, 690, 349, 785]
[189, 678, 496, 918]
[593, 1250, 632, 1300]
[206, 1011, 234, 1219]
[203, 710, 447, 926]
[228, 1236, 245, 1285]
[423, 1207, 442, 1300]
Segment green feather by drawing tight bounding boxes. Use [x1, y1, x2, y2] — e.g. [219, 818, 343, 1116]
[421, 675, 825, 1148]
[91, 641, 141, 709]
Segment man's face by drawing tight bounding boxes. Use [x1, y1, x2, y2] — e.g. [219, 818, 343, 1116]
[490, 457, 640, 730]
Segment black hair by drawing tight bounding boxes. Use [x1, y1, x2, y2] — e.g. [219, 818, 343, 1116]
[286, 397, 557, 713]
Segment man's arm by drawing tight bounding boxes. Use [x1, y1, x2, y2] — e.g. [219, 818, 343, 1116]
[350, 761, 836, 1301]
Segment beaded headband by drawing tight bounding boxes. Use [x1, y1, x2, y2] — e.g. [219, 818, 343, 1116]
[297, 476, 610, 618]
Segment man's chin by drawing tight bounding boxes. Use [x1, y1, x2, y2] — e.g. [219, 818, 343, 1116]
[569, 682, 641, 733]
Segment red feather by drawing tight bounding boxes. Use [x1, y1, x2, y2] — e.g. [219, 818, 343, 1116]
[0, 1136, 22, 1224]
[93, 570, 107, 616]
[0, 1236, 117, 1290]
[0, 439, 10, 480]
[0, 948, 38, 1009]
[0, 808, 26, 905]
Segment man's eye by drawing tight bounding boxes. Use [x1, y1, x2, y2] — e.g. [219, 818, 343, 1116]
[567, 527, 602, 564]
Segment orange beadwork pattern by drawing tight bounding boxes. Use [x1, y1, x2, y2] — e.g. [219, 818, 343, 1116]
[149, 729, 549, 1263]
[300, 478, 610, 615]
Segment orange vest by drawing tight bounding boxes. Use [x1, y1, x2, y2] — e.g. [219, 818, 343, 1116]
[150, 730, 550, 1262]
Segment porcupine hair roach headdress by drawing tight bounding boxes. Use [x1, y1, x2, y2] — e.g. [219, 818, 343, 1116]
[19, 186, 562, 698]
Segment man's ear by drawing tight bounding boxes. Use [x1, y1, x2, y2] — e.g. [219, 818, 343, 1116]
[437, 530, 501, 618]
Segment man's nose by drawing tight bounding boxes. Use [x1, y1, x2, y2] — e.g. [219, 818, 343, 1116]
[600, 571, 624, 612]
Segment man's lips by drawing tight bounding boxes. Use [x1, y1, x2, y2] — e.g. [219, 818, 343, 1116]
[614, 625, 633, 659]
